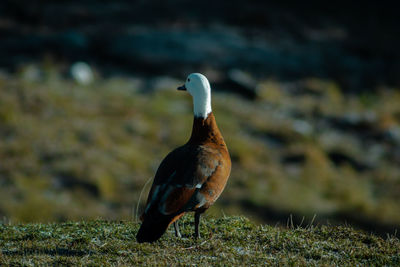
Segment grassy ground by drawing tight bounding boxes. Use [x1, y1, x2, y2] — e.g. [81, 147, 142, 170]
[1, 216, 399, 266]
[1, 63, 400, 234]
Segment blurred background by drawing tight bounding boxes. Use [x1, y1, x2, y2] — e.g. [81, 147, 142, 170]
[0, 1, 399, 236]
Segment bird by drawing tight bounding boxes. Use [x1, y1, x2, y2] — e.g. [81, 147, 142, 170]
[136, 73, 231, 243]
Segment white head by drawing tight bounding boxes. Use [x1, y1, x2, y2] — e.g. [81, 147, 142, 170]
[177, 73, 212, 118]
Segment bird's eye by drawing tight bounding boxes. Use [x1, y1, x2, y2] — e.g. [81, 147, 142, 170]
[187, 78, 190, 82]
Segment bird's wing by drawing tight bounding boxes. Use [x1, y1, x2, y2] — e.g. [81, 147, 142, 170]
[143, 145, 221, 217]
[141, 146, 185, 220]
[142, 146, 183, 209]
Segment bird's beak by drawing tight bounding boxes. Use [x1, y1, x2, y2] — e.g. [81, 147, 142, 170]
[177, 85, 186, 91]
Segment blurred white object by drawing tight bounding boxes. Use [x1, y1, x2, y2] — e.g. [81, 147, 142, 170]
[70, 62, 94, 85]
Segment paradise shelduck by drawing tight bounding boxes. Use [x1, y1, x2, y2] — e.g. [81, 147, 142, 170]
[136, 73, 231, 243]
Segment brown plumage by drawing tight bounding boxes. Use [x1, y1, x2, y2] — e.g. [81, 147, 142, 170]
[136, 73, 231, 243]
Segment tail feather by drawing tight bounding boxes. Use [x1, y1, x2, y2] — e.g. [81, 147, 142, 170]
[136, 216, 171, 243]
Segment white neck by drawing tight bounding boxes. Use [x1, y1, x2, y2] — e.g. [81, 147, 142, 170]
[185, 73, 213, 118]
[193, 91, 212, 118]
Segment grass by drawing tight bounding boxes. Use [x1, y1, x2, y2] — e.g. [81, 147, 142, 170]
[1, 216, 399, 266]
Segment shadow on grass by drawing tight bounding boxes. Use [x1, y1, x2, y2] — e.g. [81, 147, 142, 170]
[1, 247, 96, 257]
[240, 199, 399, 238]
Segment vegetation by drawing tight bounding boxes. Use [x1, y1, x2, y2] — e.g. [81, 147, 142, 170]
[1, 63, 400, 235]
[1, 216, 399, 266]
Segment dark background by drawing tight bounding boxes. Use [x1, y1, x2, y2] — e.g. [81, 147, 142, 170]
[1, 1, 399, 92]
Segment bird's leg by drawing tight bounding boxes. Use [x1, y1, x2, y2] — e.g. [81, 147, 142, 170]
[174, 221, 182, 238]
[194, 212, 201, 239]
